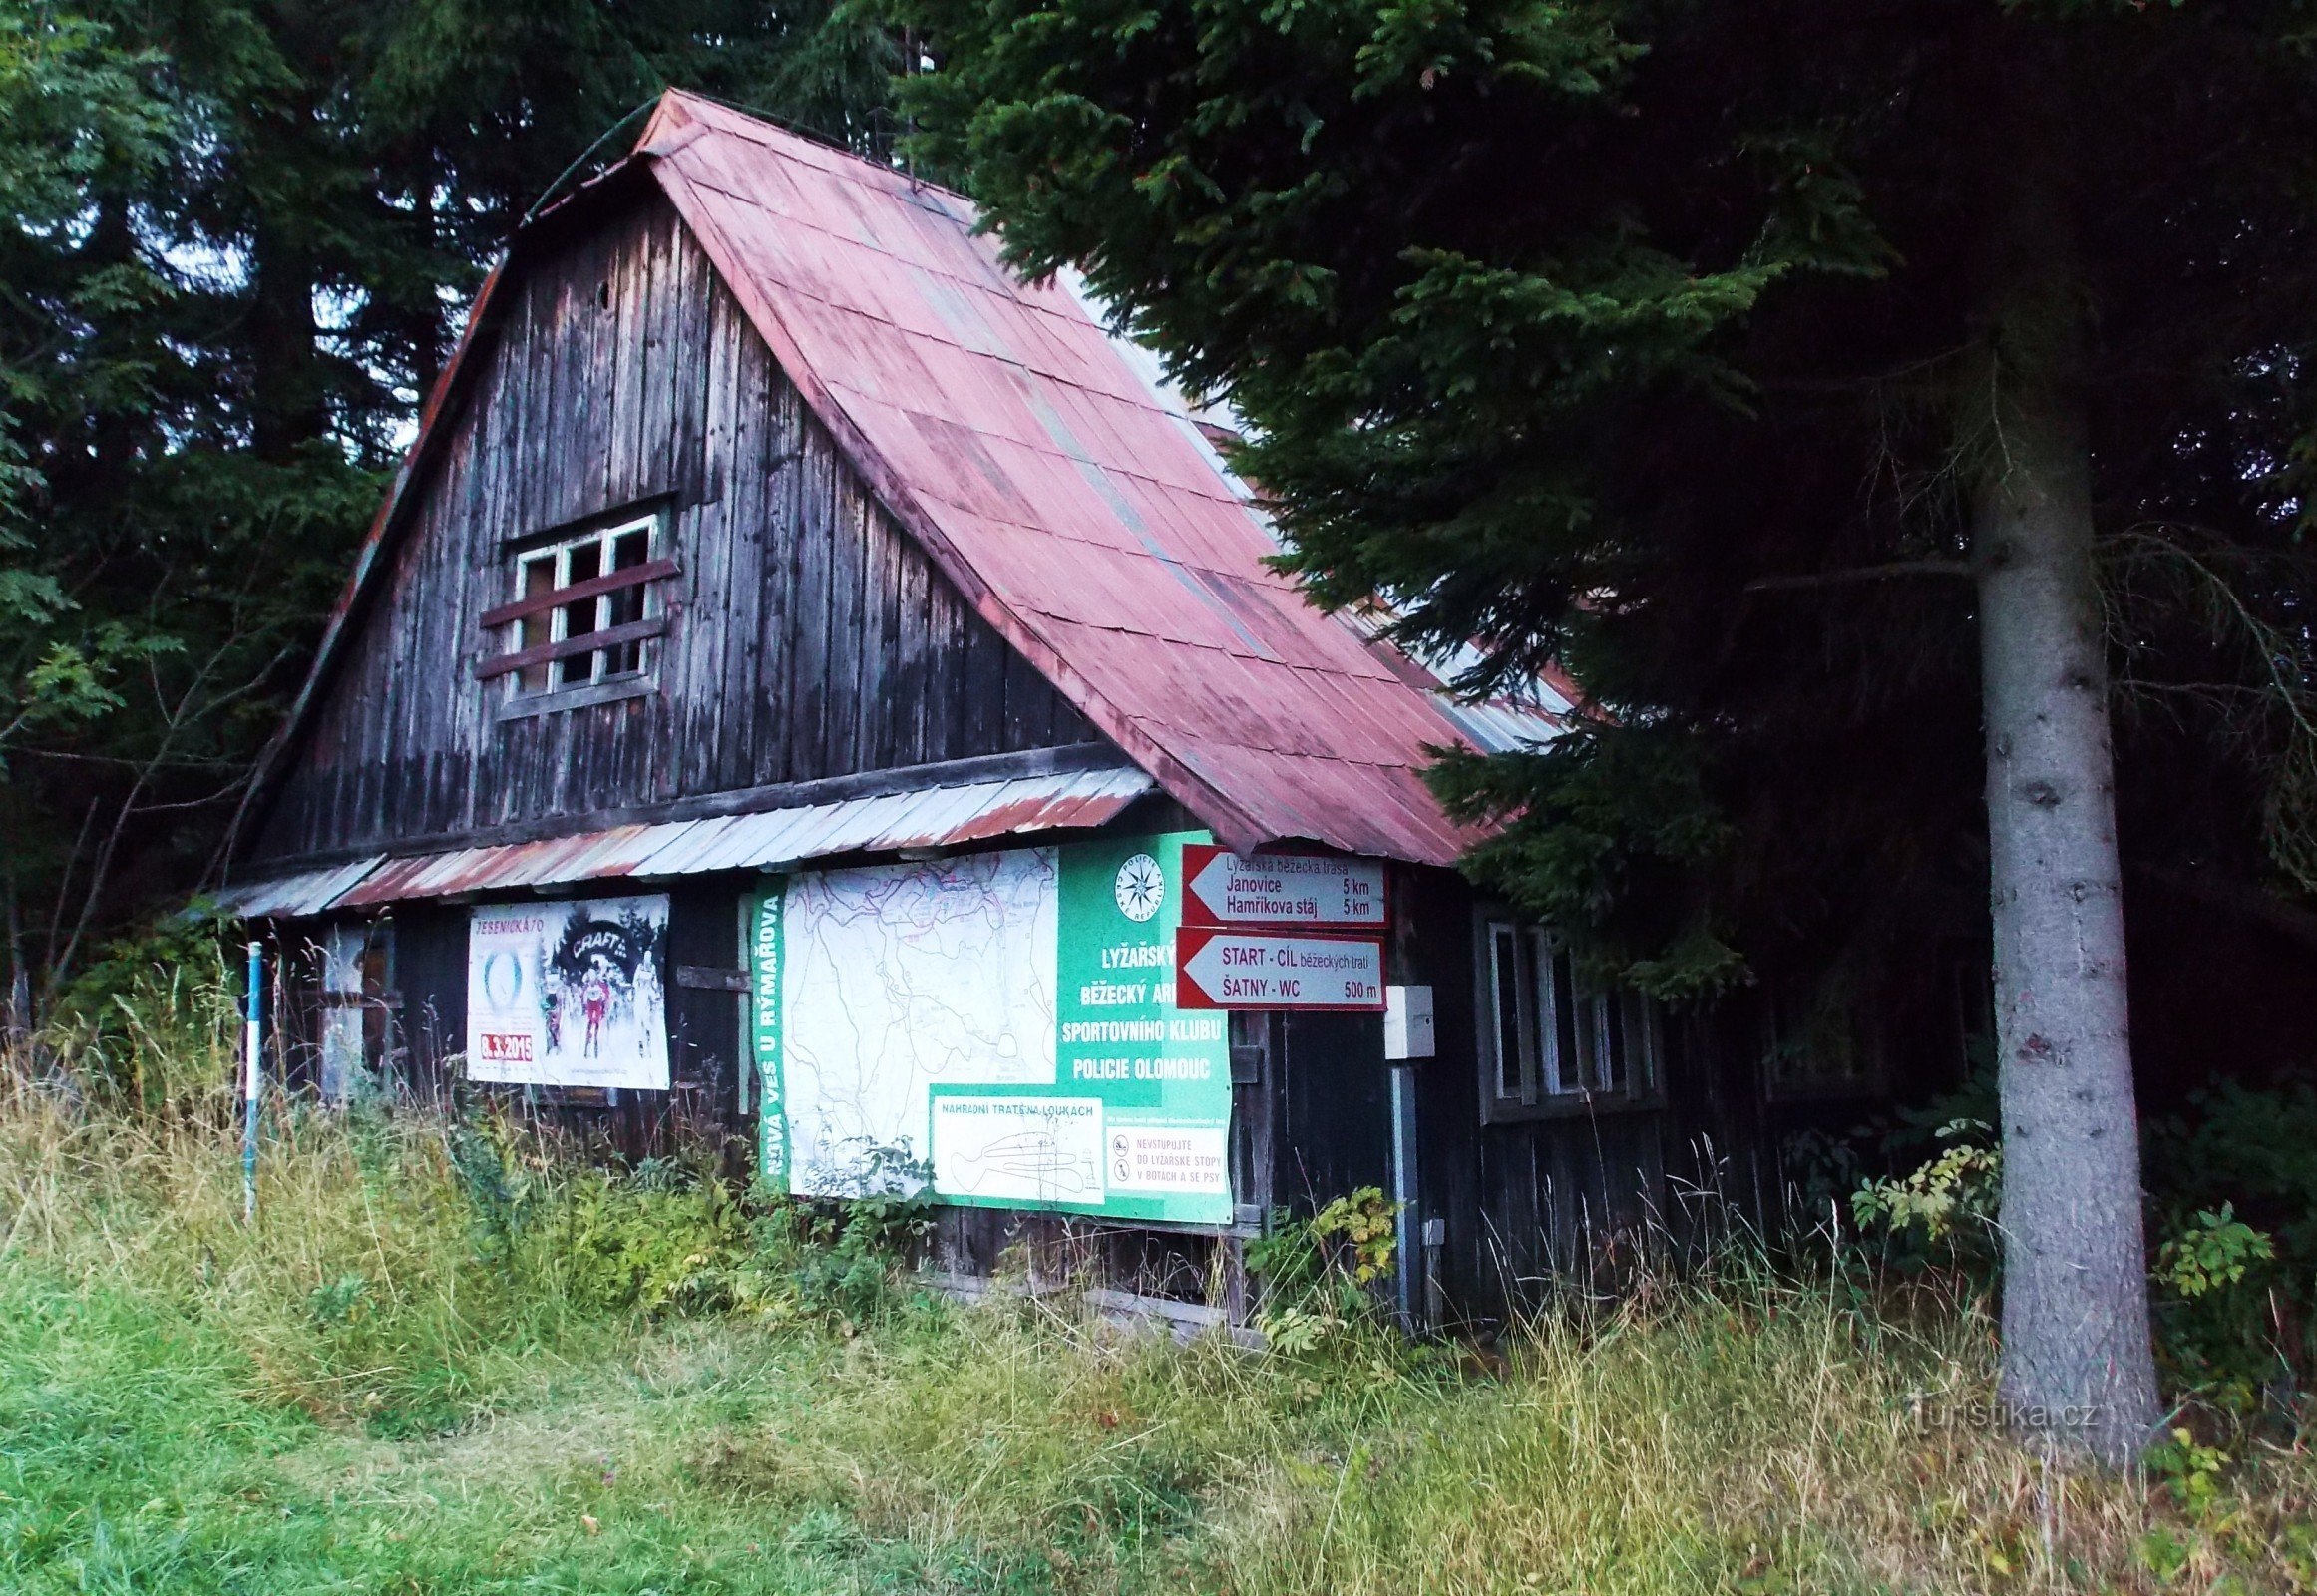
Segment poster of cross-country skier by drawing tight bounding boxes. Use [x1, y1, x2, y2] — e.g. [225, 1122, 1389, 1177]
[465, 895, 669, 1089]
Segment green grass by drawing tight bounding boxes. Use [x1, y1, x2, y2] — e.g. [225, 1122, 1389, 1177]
[5, 1037, 2316, 1593]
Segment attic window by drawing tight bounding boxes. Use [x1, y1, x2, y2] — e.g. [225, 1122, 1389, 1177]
[477, 512, 676, 701]
[1478, 919, 1663, 1123]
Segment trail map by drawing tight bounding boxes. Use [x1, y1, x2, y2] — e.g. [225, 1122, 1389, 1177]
[758, 833, 1235, 1223]
[778, 850, 1057, 1196]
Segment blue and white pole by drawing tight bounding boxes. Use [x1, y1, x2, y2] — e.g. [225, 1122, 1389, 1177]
[241, 941, 261, 1226]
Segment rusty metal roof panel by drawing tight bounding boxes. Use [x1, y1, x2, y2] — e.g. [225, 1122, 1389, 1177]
[331, 852, 446, 910]
[211, 856, 386, 921]
[626, 814, 759, 877]
[263, 767, 1158, 915]
[521, 825, 662, 886]
[639, 91, 1487, 865]
[390, 847, 505, 900]
[689, 800, 866, 874]
[1439, 697, 1566, 755]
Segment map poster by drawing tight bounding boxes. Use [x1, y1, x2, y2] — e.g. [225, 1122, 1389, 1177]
[466, 895, 669, 1090]
[761, 832, 1236, 1225]
[777, 849, 1059, 1199]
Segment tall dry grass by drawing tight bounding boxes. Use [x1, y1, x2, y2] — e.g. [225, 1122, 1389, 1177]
[5, 961, 2314, 1593]
[0, 963, 622, 1436]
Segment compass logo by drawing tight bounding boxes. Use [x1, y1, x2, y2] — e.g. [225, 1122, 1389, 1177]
[1112, 853, 1165, 922]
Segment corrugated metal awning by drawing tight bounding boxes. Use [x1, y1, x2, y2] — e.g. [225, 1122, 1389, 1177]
[209, 856, 387, 920]
[224, 766, 1155, 920]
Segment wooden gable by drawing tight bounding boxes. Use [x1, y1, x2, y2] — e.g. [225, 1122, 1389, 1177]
[251, 190, 1100, 865]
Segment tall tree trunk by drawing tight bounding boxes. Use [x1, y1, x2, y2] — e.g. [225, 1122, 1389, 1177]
[1968, 64, 2160, 1467]
[248, 105, 327, 464]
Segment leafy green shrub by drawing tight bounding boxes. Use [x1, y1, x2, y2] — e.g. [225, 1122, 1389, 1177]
[1848, 1118, 2001, 1271]
[778, 1184, 939, 1327]
[546, 1160, 751, 1315]
[1247, 1186, 1402, 1359]
[435, 1109, 764, 1318]
[2146, 1083, 2317, 1412]
[2158, 1205, 2277, 1301]
[2152, 1204, 2282, 1416]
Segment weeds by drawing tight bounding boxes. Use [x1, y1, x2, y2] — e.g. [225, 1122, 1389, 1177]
[7, 971, 2317, 1592]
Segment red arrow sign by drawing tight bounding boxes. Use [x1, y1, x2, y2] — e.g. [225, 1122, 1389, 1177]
[1181, 845, 1388, 930]
[1175, 926, 1386, 1011]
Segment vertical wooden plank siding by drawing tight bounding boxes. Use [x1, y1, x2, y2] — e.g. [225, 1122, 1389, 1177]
[254, 192, 1096, 865]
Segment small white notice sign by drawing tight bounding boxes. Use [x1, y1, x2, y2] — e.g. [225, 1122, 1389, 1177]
[1105, 1124, 1230, 1194]
[930, 1095, 1105, 1205]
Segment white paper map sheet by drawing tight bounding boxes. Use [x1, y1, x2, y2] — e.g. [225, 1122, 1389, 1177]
[781, 849, 1058, 1196]
[929, 1095, 1103, 1204]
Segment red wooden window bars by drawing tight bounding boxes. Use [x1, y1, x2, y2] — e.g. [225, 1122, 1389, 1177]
[478, 513, 676, 693]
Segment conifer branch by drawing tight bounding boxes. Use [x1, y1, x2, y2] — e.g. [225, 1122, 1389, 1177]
[1742, 561, 1973, 594]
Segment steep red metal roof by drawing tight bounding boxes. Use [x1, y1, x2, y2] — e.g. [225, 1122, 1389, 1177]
[243, 94, 1509, 876]
[634, 93, 1480, 866]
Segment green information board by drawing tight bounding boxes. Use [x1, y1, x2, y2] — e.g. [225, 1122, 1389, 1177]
[746, 831, 1235, 1225]
[991, 829, 1233, 1223]
[746, 884, 785, 1194]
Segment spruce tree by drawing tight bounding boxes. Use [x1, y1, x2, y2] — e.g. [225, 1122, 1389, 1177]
[901, 0, 2317, 1461]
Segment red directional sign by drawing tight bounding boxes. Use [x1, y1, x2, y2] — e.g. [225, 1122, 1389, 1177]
[1174, 926, 1386, 1011]
[1180, 845, 1388, 930]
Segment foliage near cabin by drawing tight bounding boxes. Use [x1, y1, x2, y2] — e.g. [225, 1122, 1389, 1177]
[0, 0, 900, 1014]
[897, 0, 2317, 1458]
[8, 983, 2317, 1593]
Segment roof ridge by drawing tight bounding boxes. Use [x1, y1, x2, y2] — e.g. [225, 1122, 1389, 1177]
[653, 88, 982, 212]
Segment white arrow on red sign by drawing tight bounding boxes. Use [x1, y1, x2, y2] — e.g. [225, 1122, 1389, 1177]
[1181, 845, 1387, 930]
[1174, 926, 1386, 1011]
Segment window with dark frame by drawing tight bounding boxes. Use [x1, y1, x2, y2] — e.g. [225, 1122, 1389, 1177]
[1759, 979, 1884, 1100]
[478, 511, 676, 702]
[1480, 918, 1664, 1120]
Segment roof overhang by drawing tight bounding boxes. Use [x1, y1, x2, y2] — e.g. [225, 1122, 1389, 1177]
[218, 764, 1154, 920]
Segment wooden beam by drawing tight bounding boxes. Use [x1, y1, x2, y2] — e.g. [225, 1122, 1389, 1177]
[478, 557, 678, 628]
[674, 965, 749, 993]
[474, 615, 667, 680]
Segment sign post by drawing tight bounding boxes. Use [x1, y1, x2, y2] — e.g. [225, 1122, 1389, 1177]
[1181, 845, 1387, 931]
[1174, 926, 1385, 1011]
[241, 941, 261, 1227]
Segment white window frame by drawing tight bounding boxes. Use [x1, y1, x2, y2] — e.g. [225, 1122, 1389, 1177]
[502, 511, 664, 701]
[1479, 915, 1664, 1123]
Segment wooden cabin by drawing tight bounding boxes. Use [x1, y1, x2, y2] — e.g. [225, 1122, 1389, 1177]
[222, 93, 1901, 1326]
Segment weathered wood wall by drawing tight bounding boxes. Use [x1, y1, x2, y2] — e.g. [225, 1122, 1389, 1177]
[254, 191, 1097, 865]
[1389, 869, 1683, 1323]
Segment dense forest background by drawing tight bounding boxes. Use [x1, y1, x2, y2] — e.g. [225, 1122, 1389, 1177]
[0, 0, 897, 1020]
[6, 0, 2314, 1102]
